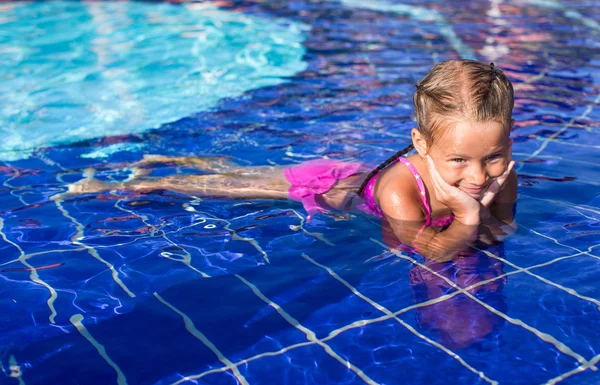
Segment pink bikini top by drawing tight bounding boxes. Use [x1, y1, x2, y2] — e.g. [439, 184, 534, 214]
[358, 157, 454, 227]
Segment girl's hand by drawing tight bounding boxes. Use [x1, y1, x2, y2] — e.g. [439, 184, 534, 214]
[480, 160, 515, 208]
[425, 156, 480, 225]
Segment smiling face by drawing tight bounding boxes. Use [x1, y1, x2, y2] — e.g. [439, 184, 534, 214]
[411, 60, 515, 199]
[419, 119, 512, 199]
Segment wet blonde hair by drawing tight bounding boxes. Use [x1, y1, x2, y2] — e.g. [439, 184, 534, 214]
[358, 60, 514, 196]
[414, 59, 514, 146]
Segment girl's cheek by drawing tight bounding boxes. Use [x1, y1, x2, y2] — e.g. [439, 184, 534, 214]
[489, 163, 507, 178]
[439, 168, 461, 185]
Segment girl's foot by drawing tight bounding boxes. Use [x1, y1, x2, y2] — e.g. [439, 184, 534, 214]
[52, 168, 115, 200]
[66, 177, 113, 194]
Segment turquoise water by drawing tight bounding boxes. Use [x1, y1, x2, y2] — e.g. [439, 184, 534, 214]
[0, 1, 308, 160]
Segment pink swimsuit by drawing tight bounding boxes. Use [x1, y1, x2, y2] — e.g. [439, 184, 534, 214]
[284, 157, 454, 227]
[283, 159, 365, 220]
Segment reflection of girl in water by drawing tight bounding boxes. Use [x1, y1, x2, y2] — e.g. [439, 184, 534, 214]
[409, 247, 507, 350]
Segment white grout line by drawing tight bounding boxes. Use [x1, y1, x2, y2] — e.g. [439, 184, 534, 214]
[512, 154, 599, 168]
[520, 194, 600, 221]
[370, 239, 595, 369]
[164, 263, 379, 384]
[53, 196, 135, 298]
[543, 352, 600, 385]
[232, 274, 380, 385]
[517, 92, 600, 171]
[475, 244, 600, 311]
[70, 314, 128, 385]
[0, 218, 58, 323]
[182, 245, 599, 382]
[301, 253, 498, 385]
[338, 0, 476, 59]
[154, 293, 250, 385]
[114, 199, 211, 277]
[183, 205, 271, 263]
[524, 226, 600, 260]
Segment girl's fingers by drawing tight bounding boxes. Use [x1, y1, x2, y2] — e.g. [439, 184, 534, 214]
[506, 160, 515, 175]
[495, 160, 515, 188]
[480, 185, 497, 207]
[426, 156, 449, 194]
[432, 178, 446, 201]
[426, 156, 446, 199]
[480, 161, 515, 207]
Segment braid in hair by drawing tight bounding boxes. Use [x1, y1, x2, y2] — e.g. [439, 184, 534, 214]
[356, 144, 414, 197]
[484, 62, 498, 100]
[490, 62, 498, 81]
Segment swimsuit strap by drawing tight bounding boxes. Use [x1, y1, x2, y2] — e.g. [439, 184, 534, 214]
[360, 155, 452, 229]
[396, 158, 432, 225]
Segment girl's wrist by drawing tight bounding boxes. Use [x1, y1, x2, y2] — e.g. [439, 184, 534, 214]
[455, 216, 481, 226]
[454, 207, 481, 226]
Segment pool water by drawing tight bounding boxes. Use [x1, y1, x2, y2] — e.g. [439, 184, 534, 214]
[1, 1, 599, 384]
[0, 1, 308, 161]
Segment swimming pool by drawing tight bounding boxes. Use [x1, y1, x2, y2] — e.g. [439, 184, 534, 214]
[1, 0, 599, 384]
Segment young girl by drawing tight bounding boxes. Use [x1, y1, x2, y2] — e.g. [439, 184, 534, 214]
[64, 60, 517, 262]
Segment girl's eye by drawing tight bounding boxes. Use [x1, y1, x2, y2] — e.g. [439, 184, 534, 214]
[451, 158, 465, 163]
[487, 153, 502, 161]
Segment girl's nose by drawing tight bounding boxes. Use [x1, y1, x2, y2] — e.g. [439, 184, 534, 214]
[468, 164, 488, 186]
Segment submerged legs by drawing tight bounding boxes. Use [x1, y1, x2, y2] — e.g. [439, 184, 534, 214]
[60, 165, 291, 200]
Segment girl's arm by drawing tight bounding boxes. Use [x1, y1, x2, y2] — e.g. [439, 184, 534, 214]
[383, 213, 480, 263]
[478, 165, 518, 242]
[377, 156, 482, 263]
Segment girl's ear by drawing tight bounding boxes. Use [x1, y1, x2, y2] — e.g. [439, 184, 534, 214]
[411, 128, 428, 157]
[506, 137, 513, 163]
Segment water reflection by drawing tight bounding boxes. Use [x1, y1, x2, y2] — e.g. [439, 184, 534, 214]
[381, 218, 508, 350]
[409, 249, 507, 350]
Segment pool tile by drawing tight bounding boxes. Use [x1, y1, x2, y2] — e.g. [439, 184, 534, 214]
[530, 255, 600, 305]
[158, 372, 242, 385]
[18, 306, 230, 385]
[233, 255, 382, 340]
[558, 363, 600, 385]
[326, 318, 508, 385]
[239, 344, 366, 385]
[154, 271, 312, 365]
[397, 301, 582, 384]
[502, 225, 578, 268]
[499, 272, 600, 360]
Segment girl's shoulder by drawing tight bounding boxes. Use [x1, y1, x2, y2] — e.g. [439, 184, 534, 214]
[374, 154, 427, 221]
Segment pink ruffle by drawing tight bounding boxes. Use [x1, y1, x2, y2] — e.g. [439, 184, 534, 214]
[284, 159, 364, 221]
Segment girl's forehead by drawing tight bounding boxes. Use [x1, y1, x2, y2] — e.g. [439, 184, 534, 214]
[434, 120, 508, 151]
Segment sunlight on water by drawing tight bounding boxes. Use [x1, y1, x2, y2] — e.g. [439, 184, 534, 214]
[0, 2, 308, 160]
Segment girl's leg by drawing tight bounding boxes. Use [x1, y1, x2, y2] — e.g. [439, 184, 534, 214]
[62, 166, 291, 200]
[133, 155, 242, 173]
[57, 161, 368, 217]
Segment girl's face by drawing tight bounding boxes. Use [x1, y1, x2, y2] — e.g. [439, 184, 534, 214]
[427, 120, 512, 199]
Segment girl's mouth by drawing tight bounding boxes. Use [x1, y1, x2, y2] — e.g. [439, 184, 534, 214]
[459, 182, 492, 196]
[460, 180, 493, 195]
[462, 186, 484, 194]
